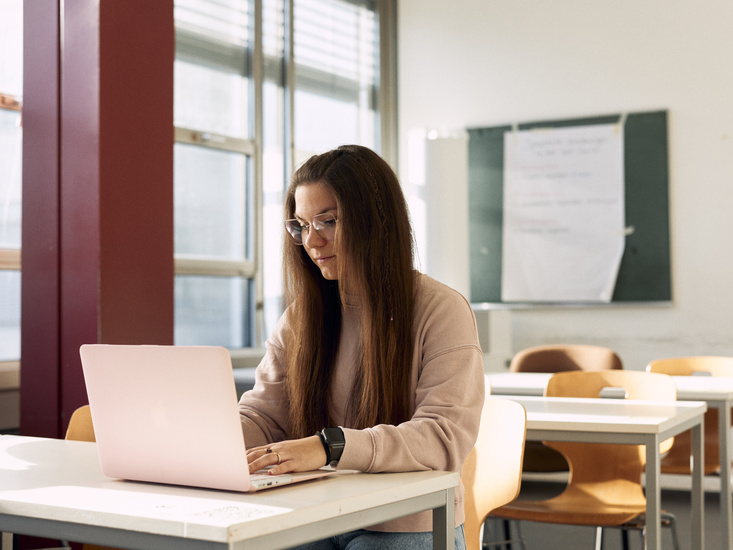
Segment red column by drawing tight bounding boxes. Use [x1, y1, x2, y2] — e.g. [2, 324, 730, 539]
[21, 0, 174, 438]
[21, 0, 62, 438]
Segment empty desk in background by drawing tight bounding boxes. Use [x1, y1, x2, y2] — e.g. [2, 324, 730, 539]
[0, 435, 458, 550]
[493, 394, 705, 550]
[487, 371, 732, 550]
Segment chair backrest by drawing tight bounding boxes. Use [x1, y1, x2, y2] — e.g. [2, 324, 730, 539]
[463, 397, 526, 550]
[546, 369, 676, 401]
[647, 356, 733, 474]
[511, 346, 623, 473]
[647, 356, 733, 377]
[65, 404, 96, 442]
[545, 370, 676, 486]
[509, 344, 623, 373]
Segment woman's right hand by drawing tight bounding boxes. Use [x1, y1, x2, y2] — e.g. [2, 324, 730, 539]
[246, 435, 328, 475]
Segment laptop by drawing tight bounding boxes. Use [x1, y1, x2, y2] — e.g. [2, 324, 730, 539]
[79, 344, 334, 492]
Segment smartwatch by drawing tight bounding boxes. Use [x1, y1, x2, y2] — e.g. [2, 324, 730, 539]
[317, 427, 345, 468]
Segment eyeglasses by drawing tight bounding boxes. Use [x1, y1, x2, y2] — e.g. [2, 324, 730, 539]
[284, 212, 338, 245]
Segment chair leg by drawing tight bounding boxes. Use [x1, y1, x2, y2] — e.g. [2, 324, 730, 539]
[621, 528, 630, 550]
[514, 521, 527, 550]
[594, 526, 603, 550]
[481, 519, 527, 550]
[663, 512, 679, 550]
[639, 514, 679, 550]
[502, 519, 511, 550]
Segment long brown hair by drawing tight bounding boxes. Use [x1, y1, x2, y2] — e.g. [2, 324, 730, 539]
[283, 145, 415, 438]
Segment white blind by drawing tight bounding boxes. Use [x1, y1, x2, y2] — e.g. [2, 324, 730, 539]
[175, 0, 251, 47]
[294, 0, 376, 86]
[175, 0, 251, 74]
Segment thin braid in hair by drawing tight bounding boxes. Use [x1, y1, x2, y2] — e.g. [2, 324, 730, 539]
[350, 149, 394, 318]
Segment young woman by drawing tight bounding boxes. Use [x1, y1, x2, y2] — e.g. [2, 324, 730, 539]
[239, 145, 484, 549]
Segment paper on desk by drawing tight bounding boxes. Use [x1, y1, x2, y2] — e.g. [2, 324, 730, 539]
[501, 123, 625, 302]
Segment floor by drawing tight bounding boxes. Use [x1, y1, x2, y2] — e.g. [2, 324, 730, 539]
[482, 479, 722, 550]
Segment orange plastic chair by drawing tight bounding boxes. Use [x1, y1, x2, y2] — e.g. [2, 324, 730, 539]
[648, 356, 733, 475]
[490, 370, 679, 550]
[463, 397, 527, 550]
[510, 345, 623, 472]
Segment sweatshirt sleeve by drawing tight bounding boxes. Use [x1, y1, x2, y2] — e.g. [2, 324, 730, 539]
[337, 276, 485, 474]
[238, 314, 291, 448]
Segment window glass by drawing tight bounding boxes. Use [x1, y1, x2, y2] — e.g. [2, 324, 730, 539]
[0, 271, 20, 362]
[175, 275, 251, 348]
[174, 0, 250, 139]
[174, 60, 248, 138]
[0, 3, 23, 97]
[295, 92, 366, 154]
[0, 110, 22, 249]
[0, 1, 22, 364]
[294, 0, 377, 154]
[174, 143, 247, 260]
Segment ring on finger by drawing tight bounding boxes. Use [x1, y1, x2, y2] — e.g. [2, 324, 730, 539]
[274, 451, 281, 465]
[265, 448, 272, 454]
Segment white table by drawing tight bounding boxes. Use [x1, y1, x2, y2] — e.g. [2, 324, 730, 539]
[487, 371, 733, 550]
[664, 376, 733, 550]
[487, 390, 706, 550]
[0, 435, 458, 550]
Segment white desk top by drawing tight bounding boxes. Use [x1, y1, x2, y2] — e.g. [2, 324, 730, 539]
[672, 375, 733, 400]
[0, 435, 458, 547]
[506, 394, 706, 436]
[486, 371, 733, 401]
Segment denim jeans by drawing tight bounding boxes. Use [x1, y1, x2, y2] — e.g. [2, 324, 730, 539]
[288, 524, 466, 550]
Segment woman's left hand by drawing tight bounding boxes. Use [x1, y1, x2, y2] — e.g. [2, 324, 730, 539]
[246, 435, 328, 475]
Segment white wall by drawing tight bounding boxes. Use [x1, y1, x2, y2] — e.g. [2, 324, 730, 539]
[397, 0, 733, 370]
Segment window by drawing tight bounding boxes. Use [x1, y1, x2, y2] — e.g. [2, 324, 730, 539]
[173, 0, 394, 357]
[174, 0, 256, 349]
[293, 0, 379, 156]
[0, 2, 23, 364]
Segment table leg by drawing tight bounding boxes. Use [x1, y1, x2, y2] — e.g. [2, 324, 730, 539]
[718, 401, 732, 550]
[433, 487, 455, 550]
[1, 532, 10, 550]
[645, 435, 662, 550]
[691, 419, 705, 550]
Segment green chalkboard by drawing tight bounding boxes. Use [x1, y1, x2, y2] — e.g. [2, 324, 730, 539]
[468, 110, 671, 304]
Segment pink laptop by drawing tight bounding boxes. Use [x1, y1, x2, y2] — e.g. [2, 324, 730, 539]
[79, 344, 333, 492]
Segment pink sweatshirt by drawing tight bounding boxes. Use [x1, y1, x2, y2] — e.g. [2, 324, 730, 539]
[239, 273, 485, 532]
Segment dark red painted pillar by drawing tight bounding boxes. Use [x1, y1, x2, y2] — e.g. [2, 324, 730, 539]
[21, 0, 175, 438]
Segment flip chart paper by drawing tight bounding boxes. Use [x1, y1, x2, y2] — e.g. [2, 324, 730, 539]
[501, 123, 625, 302]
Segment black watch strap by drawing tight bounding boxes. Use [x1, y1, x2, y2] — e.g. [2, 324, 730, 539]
[317, 427, 345, 468]
[315, 430, 331, 465]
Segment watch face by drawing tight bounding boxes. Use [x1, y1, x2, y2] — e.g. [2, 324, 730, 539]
[323, 427, 345, 446]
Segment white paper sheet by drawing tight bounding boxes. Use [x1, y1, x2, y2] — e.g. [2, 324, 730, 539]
[501, 123, 626, 302]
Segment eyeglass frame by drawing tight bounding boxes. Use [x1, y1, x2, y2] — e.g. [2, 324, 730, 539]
[284, 212, 338, 245]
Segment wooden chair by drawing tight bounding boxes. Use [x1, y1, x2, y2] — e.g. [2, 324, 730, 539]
[463, 397, 527, 550]
[510, 345, 623, 472]
[65, 404, 96, 442]
[648, 356, 733, 475]
[509, 344, 623, 374]
[489, 370, 679, 550]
